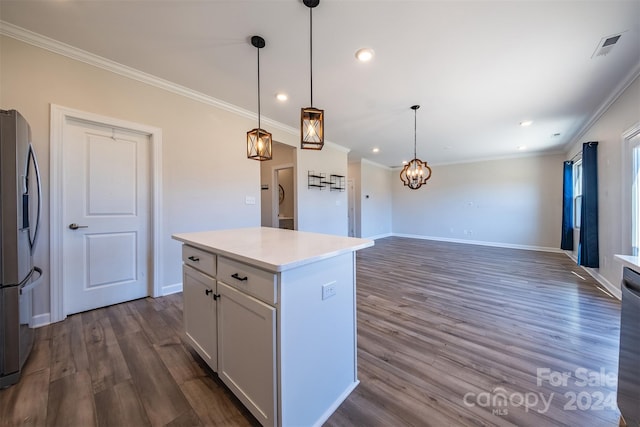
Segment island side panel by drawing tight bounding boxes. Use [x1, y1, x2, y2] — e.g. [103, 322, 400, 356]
[278, 252, 358, 427]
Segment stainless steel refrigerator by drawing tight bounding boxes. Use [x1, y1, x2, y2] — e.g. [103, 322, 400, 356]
[0, 109, 43, 388]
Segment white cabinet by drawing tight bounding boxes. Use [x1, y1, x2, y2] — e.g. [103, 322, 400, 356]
[174, 228, 373, 427]
[182, 265, 217, 370]
[217, 281, 276, 427]
[182, 245, 218, 370]
[181, 248, 277, 426]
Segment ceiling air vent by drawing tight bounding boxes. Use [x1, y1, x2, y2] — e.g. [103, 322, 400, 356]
[592, 33, 623, 58]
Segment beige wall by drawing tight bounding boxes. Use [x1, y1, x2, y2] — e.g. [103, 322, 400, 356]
[392, 153, 564, 250]
[566, 75, 640, 294]
[297, 145, 349, 236]
[360, 160, 393, 238]
[0, 36, 349, 320]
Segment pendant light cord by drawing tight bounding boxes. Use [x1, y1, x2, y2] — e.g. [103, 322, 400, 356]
[413, 107, 417, 160]
[257, 46, 261, 130]
[309, 6, 313, 107]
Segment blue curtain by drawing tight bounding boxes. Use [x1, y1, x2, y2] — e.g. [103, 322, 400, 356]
[560, 161, 573, 250]
[578, 141, 599, 267]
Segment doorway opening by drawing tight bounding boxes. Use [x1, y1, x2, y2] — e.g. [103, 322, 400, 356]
[348, 179, 356, 237]
[260, 141, 296, 229]
[275, 167, 295, 229]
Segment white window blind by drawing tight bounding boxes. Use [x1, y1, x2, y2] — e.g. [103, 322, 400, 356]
[573, 160, 583, 229]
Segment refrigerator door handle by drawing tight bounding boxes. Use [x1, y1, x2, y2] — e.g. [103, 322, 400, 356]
[20, 266, 43, 294]
[27, 144, 42, 254]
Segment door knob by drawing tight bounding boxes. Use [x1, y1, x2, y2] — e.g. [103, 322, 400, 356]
[68, 223, 88, 230]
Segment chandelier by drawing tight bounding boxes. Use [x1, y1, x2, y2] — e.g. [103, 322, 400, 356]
[399, 105, 432, 189]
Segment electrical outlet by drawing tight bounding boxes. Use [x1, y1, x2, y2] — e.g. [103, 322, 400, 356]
[322, 281, 337, 300]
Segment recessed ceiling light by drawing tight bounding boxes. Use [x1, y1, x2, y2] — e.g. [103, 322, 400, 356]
[372, 147, 380, 153]
[518, 145, 527, 151]
[276, 93, 288, 101]
[355, 48, 374, 62]
[520, 120, 533, 127]
[401, 160, 408, 165]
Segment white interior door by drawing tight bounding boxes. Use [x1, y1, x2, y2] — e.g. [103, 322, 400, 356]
[63, 118, 150, 315]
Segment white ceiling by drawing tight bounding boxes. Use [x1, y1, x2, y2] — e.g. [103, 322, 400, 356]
[1, 0, 639, 166]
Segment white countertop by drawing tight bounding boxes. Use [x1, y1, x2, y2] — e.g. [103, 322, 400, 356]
[172, 227, 374, 272]
[615, 254, 640, 273]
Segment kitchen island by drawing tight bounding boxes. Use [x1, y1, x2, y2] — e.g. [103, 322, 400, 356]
[172, 227, 373, 427]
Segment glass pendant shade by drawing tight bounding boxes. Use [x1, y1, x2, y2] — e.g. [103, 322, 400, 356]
[247, 128, 272, 161]
[300, 107, 324, 149]
[247, 35, 272, 161]
[399, 104, 432, 190]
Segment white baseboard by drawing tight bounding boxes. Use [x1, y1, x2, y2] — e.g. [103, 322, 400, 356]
[365, 232, 393, 240]
[162, 282, 183, 296]
[312, 380, 359, 427]
[30, 312, 51, 328]
[586, 269, 621, 300]
[563, 251, 621, 300]
[391, 233, 564, 253]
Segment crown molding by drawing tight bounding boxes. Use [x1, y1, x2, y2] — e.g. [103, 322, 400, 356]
[0, 20, 348, 152]
[361, 158, 392, 170]
[564, 60, 640, 151]
[0, 21, 259, 122]
[388, 149, 566, 169]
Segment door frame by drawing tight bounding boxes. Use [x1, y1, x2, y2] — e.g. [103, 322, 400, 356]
[49, 104, 163, 322]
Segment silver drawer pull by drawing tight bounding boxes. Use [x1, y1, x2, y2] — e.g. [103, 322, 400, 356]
[231, 273, 248, 282]
[188, 256, 200, 262]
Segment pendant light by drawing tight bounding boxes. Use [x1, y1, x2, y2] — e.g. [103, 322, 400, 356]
[400, 105, 432, 189]
[300, 0, 324, 150]
[247, 35, 272, 161]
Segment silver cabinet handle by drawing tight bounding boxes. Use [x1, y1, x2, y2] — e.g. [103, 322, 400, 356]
[68, 223, 88, 230]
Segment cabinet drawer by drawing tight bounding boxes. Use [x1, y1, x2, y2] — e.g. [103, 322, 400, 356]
[218, 257, 277, 305]
[182, 245, 216, 276]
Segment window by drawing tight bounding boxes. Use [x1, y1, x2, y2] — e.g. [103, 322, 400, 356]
[632, 141, 640, 255]
[573, 160, 582, 229]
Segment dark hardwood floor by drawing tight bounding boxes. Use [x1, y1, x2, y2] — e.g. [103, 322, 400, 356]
[0, 237, 622, 426]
